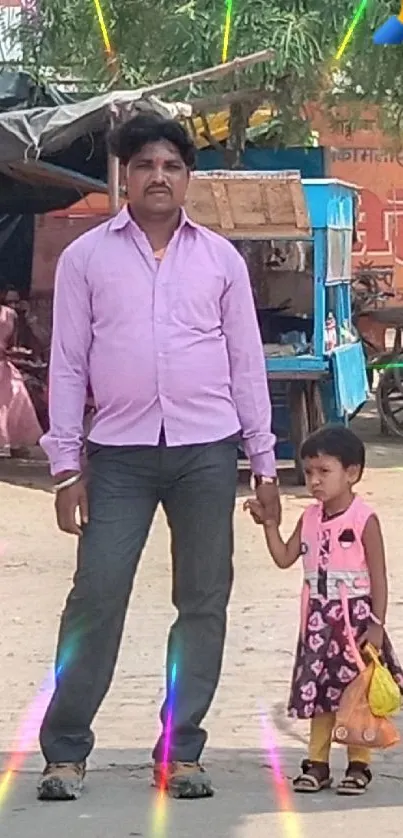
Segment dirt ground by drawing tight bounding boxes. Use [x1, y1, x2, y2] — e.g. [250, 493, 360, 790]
[1, 400, 403, 837]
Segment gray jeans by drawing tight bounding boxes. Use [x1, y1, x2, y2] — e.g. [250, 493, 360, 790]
[40, 437, 238, 764]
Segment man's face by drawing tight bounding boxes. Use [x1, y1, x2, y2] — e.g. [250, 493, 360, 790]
[126, 140, 189, 217]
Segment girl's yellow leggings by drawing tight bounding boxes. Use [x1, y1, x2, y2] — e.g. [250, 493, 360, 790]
[309, 712, 371, 764]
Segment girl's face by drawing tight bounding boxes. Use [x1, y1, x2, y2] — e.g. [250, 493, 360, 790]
[302, 453, 360, 504]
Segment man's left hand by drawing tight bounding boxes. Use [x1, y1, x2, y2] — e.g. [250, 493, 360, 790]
[256, 481, 281, 526]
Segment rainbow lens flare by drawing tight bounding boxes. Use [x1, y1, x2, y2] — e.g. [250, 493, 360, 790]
[0, 672, 54, 807]
[222, 0, 233, 63]
[0, 633, 79, 808]
[260, 711, 303, 838]
[335, 0, 368, 60]
[92, 0, 112, 56]
[373, 8, 403, 45]
[152, 661, 178, 834]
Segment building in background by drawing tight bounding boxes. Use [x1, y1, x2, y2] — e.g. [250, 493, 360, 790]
[0, 0, 22, 63]
[313, 108, 403, 298]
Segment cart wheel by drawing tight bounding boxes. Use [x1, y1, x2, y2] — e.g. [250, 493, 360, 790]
[376, 368, 403, 438]
[367, 367, 374, 392]
[289, 383, 310, 485]
[307, 382, 325, 432]
[380, 416, 389, 436]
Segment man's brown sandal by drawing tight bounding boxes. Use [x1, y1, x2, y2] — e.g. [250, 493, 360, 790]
[293, 760, 333, 793]
[336, 762, 372, 796]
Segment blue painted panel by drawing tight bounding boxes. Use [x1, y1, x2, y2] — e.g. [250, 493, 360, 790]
[331, 342, 369, 416]
[266, 354, 329, 373]
[302, 181, 355, 230]
[313, 229, 326, 356]
[196, 146, 328, 178]
[269, 381, 294, 459]
[271, 379, 342, 462]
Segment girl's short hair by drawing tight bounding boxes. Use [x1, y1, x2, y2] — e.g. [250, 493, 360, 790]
[300, 425, 365, 475]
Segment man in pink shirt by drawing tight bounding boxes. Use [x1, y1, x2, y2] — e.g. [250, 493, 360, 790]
[38, 112, 279, 801]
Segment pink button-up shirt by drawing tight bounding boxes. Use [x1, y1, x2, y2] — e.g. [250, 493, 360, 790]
[41, 206, 276, 476]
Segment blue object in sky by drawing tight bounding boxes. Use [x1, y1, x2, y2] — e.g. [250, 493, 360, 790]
[373, 15, 403, 44]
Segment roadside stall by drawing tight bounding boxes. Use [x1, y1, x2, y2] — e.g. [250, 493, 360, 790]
[185, 171, 368, 481]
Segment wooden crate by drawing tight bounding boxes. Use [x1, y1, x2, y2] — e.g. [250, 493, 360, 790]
[185, 170, 311, 239]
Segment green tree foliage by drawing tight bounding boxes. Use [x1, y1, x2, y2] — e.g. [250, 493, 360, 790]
[16, 0, 403, 143]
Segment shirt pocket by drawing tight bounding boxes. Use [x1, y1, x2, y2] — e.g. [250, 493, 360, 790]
[172, 268, 226, 332]
[91, 269, 152, 330]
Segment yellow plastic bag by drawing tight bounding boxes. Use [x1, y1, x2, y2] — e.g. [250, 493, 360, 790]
[334, 662, 400, 750]
[366, 644, 401, 718]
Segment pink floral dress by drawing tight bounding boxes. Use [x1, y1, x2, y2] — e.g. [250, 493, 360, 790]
[288, 496, 403, 719]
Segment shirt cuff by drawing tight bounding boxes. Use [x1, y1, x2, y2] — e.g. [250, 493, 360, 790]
[49, 459, 82, 478]
[249, 451, 277, 478]
[39, 433, 82, 477]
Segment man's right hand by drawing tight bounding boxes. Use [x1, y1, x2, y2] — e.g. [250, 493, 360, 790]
[54, 472, 89, 536]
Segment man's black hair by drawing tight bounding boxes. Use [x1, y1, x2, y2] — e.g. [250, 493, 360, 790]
[108, 112, 196, 169]
[300, 425, 365, 476]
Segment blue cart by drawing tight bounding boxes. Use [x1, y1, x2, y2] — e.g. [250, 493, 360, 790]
[264, 178, 368, 481]
[187, 172, 369, 483]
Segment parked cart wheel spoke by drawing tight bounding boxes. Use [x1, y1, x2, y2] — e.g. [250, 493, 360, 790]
[376, 366, 403, 438]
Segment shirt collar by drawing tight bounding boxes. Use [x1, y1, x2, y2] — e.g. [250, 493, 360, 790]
[109, 204, 198, 234]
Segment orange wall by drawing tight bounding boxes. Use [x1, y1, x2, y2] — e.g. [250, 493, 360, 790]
[313, 109, 403, 306]
[31, 214, 108, 293]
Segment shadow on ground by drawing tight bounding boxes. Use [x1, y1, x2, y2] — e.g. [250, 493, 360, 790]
[0, 452, 52, 492]
[1, 745, 403, 838]
[0, 400, 402, 496]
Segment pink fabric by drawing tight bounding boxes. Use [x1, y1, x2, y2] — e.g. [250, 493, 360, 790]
[301, 496, 373, 574]
[0, 306, 42, 447]
[290, 496, 403, 719]
[339, 581, 366, 672]
[300, 582, 311, 642]
[40, 206, 276, 476]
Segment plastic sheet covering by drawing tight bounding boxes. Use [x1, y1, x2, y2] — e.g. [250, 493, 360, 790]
[0, 70, 190, 214]
[0, 69, 71, 111]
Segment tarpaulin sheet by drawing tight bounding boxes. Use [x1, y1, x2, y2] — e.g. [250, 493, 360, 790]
[0, 71, 190, 214]
[0, 69, 73, 111]
[0, 86, 189, 165]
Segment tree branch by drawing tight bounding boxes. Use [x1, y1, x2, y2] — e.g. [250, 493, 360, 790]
[190, 87, 268, 114]
[139, 49, 275, 96]
[199, 112, 224, 153]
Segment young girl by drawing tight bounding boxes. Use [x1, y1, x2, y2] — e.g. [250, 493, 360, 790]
[245, 425, 403, 796]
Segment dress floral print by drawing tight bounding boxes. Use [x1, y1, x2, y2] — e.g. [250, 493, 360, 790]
[288, 499, 403, 720]
[288, 594, 403, 719]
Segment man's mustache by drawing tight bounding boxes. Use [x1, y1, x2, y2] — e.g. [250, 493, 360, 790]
[145, 183, 172, 194]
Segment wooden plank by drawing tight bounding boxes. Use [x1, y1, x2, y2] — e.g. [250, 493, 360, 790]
[142, 49, 275, 96]
[211, 182, 235, 229]
[267, 370, 327, 380]
[289, 179, 310, 230]
[258, 181, 272, 223]
[186, 171, 311, 238]
[197, 226, 311, 240]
